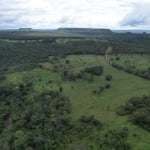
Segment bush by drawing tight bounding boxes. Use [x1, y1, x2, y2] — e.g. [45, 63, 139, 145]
[129, 108, 150, 131]
[105, 75, 112, 81]
[0, 75, 6, 81]
[84, 66, 103, 76]
[105, 84, 111, 89]
[116, 57, 120, 60]
[59, 86, 63, 92]
[79, 115, 102, 127]
[65, 60, 70, 64]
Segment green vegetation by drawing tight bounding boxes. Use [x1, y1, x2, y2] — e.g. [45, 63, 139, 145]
[110, 54, 150, 70]
[0, 54, 149, 149]
[99, 128, 131, 150]
[0, 31, 150, 149]
[111, 54, 150, 80]
[117, 96, 150, 131]
[83, 66, 103, 76]
[0, 85, 103, 149]
[105, 74, 112, 81]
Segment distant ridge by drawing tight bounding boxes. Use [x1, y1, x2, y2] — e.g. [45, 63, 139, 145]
[57, 28, 112, 34]
[112, 30, 150, 34]
[19, 28, 32, 31]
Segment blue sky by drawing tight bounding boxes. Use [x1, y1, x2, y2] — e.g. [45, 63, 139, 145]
[0, 0, 150, 29]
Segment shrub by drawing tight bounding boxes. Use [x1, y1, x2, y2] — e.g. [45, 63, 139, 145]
[129, 108, 150, 131]
[0, 76, 6, 81]
[105, 84, 111, 89]
[59, 86, 63, 92]
[84, 66, 103, 76]
[105, 75, 112, 81]
[65, 60, 70, 64]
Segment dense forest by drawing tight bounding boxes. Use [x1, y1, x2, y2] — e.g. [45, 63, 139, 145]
[0, 31, 150, 74]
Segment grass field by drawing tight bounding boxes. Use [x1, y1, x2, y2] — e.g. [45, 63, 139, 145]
[110, 54, 150, 70]
[5, 54, 150, 150]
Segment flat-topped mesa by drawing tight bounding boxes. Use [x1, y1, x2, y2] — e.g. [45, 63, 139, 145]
[19, 28, 32, 32]
[57, 28, 112, 34]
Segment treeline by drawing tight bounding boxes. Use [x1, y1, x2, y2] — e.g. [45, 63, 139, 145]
[117, 96, 150, 131]
[112, 63, 150, 80]
[1, 31, 150, 54]
[0, 39, 107, 74]
[0, 32, 150, 74]
[109, 33, 150, 54]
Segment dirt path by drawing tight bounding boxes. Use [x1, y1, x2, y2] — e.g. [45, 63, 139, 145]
[105, 49, 112, 65]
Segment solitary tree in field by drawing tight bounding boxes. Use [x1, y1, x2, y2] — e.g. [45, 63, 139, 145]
[59, 86, 63, 92]
[105, 75, 112, 81]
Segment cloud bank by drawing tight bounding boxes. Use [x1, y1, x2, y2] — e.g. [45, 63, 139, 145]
[0, 0, 150, 29]
[121, 3, 150, 28]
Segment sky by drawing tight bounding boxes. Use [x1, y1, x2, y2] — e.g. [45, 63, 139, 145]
[0, 0, 150, 29]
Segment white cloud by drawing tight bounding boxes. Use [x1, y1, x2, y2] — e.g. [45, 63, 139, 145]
[121, 3, 150, 29]
[0, 0, 149, 29]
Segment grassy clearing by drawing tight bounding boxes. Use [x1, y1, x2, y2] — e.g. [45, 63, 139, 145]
[5, 54, 150, 150]
[110, 54, 150, 70]
[6, 68, 59, 91]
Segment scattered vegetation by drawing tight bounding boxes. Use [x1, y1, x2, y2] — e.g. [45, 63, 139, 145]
[0, 31, 150, 149]
[111, 55, 150, 80]
[112, 63, 150, 80]
[117, 96, 150, 131]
